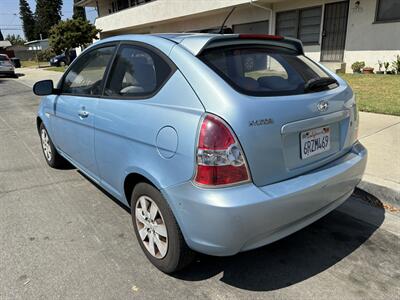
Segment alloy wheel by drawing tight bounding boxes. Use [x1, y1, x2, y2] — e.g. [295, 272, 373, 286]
[135, 195, 168, 259]
[41, 129, 52, 162]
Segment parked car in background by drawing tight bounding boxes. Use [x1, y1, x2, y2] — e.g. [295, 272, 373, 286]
[0, 54, 17, 78]
[49, 50, 77, 67]
[11, 57, 21, 68]
[33, 34, 367, 273]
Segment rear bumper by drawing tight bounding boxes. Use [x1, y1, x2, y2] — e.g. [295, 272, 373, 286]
[162, 142, 367, 256]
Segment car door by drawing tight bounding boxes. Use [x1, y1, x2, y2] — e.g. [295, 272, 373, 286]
[94, 43, 203, 201]
[53, 45, 117, 179]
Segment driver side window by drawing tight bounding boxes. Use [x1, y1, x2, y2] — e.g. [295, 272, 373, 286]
[61, 46, 115, 96]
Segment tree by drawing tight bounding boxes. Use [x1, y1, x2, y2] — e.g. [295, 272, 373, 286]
[5, 34, 26, 45]
[19, 0, 36, 41]
[0, 29, 4, 41]
[35, 0, 63, 39]
[49, 18, 101, 54]
[73, 5, 87, 20]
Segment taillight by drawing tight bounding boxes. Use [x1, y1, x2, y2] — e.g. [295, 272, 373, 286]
[194, 114, 250, 186]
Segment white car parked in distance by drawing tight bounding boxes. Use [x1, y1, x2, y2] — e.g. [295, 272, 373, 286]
[0, 54, 17, 78]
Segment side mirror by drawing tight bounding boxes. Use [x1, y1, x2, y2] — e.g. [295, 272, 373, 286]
[33, 80, 57, 96]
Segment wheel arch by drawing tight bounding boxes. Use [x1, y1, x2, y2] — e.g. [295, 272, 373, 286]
[123, 172, 159, 207]
[36, 116, 43, 133]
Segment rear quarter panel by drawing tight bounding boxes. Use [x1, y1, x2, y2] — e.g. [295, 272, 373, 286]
[94, 71, 204, 205]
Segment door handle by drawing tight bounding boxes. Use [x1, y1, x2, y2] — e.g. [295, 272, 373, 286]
[78, 110, 89, 118]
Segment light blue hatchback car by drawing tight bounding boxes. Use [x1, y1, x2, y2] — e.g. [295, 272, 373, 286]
[34, 33, 367, 273]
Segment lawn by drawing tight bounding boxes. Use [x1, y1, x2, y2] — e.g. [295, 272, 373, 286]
[340, 74, 400, 116]
[21, 60, 49, 68]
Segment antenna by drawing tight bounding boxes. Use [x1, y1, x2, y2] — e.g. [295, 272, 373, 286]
[219, 7, 236, 34]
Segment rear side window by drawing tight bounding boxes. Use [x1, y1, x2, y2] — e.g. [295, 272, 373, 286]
[200, 46, 336, 96]
[104, 44, 173, 98]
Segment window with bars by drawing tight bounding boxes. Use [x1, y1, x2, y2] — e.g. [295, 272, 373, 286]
[109, 0, 155, 14]
[276, 6, 322, 45]
[375, 0, 400, 23]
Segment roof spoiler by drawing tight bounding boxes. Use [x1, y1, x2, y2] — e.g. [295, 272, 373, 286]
[178, 34, 304, 56]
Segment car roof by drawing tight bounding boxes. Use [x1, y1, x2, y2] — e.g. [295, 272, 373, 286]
[156, 33, 304, 56]
[94, 33, 304, 57]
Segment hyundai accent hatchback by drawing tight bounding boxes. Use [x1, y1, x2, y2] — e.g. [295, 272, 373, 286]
[33, 34, 367, 273]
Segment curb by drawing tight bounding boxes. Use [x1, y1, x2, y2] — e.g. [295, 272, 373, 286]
[358, 175, 400, 207]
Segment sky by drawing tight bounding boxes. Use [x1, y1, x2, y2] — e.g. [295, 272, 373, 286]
[0, 0, 97, 39]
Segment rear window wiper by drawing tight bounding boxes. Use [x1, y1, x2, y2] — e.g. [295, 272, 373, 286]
[304, 77, 338, 93]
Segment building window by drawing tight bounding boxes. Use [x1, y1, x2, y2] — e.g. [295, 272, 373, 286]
[233, 21, 269, 34]
[276, 6, 322, 45]
[375, 0, 400, 23]
[109, 0, 154, 14]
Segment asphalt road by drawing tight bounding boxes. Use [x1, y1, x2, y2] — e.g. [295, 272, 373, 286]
[0, 78, 399, 299]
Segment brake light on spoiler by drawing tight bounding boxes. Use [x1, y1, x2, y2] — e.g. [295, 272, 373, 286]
[239, 34, 284, 40]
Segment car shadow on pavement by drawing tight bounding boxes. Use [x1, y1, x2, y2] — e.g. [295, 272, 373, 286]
[75, 170, 385, 291]
[0, 73, 24, 79]
[174, 196, 385, 291]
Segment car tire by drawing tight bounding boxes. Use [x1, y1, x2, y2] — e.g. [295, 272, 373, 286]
[39, 123, 67, 168]
[60, 61, 66, 67]
[131, 182, 195, 273]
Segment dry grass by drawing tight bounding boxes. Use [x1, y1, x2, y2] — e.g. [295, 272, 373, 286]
[20, 60, 49, 68]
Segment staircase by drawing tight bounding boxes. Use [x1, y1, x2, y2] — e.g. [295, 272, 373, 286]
[321, 62, 346, 73]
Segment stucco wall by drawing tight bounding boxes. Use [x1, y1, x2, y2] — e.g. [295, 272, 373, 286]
[109, 4, 273, 35]
[344, 0, 400, 72]
[95, 0, 266, 34]
[97, 0, 112, 17]
[273, 0, 400, 72]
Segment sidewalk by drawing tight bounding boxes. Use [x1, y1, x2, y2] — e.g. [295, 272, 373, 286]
[358, 112, 400, 204]
[16, 67, 63, 88]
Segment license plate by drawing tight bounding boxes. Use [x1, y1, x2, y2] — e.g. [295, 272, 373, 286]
[300, 126, 330, 159]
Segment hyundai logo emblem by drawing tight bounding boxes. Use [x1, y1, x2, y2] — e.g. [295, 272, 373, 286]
[317, 100, 329, 112]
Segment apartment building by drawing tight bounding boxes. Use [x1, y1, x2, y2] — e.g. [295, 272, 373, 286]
[76, 0, 400, 72]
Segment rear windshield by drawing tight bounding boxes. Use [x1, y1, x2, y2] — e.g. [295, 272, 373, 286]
[200, 45, 337, 96]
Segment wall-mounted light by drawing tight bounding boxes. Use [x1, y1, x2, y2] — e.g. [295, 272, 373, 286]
[353, 0, 363, 12]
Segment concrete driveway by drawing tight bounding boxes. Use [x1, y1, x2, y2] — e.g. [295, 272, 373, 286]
[0, 78, 399, 299]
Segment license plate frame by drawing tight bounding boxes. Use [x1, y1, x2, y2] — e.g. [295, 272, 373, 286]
[300, 126, 331, 159]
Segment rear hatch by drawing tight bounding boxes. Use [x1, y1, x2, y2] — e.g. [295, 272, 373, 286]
[197, 35, 358, 187]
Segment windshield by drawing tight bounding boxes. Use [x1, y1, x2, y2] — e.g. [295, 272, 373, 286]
[200, 45, 337, 96]
[0, 56, 9, 61]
